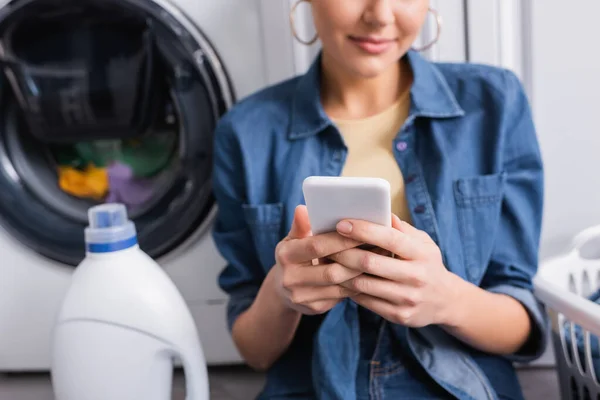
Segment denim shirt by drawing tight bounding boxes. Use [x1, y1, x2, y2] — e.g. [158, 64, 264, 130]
[211, 50, 548, 400]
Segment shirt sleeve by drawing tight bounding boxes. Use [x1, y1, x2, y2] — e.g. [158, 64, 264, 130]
[479, 70, 549, 363]
[211, 116, 265, 332]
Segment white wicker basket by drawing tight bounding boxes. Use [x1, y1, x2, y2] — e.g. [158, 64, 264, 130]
[534, 226, 600, 400]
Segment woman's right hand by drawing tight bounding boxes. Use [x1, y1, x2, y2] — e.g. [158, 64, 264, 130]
[271, 205, 363, 315]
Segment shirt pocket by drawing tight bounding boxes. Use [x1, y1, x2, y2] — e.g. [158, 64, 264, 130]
[453, 173, 506, 284]
[242, 202, 284, 270]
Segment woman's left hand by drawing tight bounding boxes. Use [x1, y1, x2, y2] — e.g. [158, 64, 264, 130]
[329, 215, 462, 328]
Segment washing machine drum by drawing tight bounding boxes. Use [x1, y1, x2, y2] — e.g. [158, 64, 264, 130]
[0, 0, 234, 265]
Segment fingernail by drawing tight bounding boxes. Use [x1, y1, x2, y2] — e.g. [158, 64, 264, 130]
[336, 220, 353, 234]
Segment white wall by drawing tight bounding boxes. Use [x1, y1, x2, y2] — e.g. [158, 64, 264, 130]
[530, 1, 600, 261]
[464, 0, 530, 87]
[467, 0, 600, 368]
[465, 0, 600, 262]
[464, 0, 588, 368]
[522, 0, 600, 370]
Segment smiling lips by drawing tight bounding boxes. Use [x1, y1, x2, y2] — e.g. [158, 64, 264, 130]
[348, 35, 397, 54]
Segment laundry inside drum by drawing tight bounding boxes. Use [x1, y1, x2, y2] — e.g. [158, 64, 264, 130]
[49, 98, 181, 219]
[2, 89, 182, 225]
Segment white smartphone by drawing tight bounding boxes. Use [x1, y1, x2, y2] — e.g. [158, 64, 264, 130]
[302, 176, 392, 235]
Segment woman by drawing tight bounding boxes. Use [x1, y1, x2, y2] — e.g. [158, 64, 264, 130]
[212, 1, 547, 399]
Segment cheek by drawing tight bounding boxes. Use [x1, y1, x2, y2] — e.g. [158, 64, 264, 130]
[395, 6, 430, 40]
[311, 1, 360, 42]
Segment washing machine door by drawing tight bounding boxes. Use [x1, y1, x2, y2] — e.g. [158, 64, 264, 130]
[0, 0, 234, 266]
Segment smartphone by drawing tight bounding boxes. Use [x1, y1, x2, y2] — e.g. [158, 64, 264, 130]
[302, 176, 392, 236]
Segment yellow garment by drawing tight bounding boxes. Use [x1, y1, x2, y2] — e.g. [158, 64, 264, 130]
[58, 164, 109, 200]
[332, 91, 412, 222]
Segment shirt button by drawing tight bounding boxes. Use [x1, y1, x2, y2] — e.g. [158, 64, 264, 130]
[405, 174, 417, 183]
[414, 205, 426, 214]
[457, 180, 467, 195]
[396, 141, 408, 152]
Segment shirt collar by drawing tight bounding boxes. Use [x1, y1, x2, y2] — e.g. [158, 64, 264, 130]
[287, 50, 465, 140]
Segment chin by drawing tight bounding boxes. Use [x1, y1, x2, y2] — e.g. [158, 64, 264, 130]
[348, 56, 401, 78]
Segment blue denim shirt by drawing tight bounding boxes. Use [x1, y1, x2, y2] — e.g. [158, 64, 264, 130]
[211, 50, 548, 400]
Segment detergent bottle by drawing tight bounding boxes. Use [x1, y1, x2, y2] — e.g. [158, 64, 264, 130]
[51, 203, 209, 400]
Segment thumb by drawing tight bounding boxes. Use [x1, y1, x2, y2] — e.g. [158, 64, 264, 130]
[287, 205, 312, 240]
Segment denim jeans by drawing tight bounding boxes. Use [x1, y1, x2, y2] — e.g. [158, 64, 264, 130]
[356, 307, 454, 400]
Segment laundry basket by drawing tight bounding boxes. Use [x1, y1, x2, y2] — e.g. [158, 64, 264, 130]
[534, 226, 600, 400]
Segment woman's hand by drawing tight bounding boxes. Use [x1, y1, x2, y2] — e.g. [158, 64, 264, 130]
[330, 215, 461, 328]
[271, 205, 363, 316]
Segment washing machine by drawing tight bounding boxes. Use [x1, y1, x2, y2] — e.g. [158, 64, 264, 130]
[0, 0, 304, 371]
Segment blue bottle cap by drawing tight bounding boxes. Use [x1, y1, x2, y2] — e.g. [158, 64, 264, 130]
[85, 204, 138, 253]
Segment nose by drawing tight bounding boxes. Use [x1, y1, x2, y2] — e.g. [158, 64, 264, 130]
[363, 0, 395, 27]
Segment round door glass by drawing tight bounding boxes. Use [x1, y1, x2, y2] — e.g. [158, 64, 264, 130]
[0, 0, 233, 265]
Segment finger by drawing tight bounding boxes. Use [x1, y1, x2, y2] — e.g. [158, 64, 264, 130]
[340, 275, 417, 305]
[290, 285, 357, 305]
[329, 248, 409, 281]
[350, 293, 399, 322]
[352, 294, 418, 326]
[370, 246, 394, 258]
[336, 220, 422, 260]
[392, 215, 432, 244]
[301, 299, 342, 315]
[287, 205, 312, 240]
[283, 232, 362, 264]
[284, 262, 363, 287]
[330, 249, 396, 281]
[312, 257, 336, 266]
[392, 214, 402, 230]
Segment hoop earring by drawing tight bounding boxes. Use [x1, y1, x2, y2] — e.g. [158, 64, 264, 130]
[290, 0, 318, 46]
[413, 8, 442, 52]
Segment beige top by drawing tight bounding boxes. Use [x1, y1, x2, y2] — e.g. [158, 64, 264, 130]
[332, 91, 412, 222]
